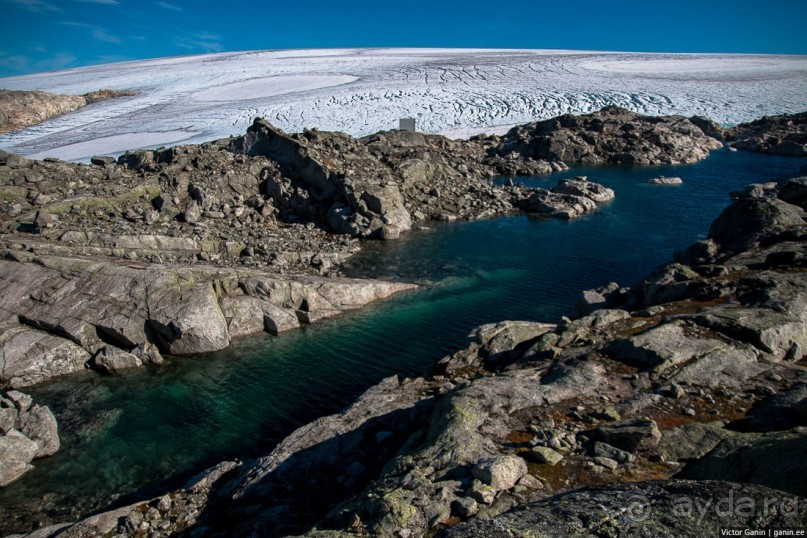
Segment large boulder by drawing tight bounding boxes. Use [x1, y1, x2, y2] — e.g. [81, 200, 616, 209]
[553, 178, 615, 202]
[0, 324, 91, 388]
[656, 423, 733, 463]
[605, 321, 764, 386]
[516, 189, 597, 219]
[708, 197, 804, 253]
[593, 418, 661, 453]
[514, 178, 614, 219]
[18, 404, 60, 457]
[89, 346, 143, 374]
[778, 177, 807, 210]
[0, 391, 61, 486]
[471, 455, 528, 491]
[219, 296, 300, 338]
[147, 281, 230, 355]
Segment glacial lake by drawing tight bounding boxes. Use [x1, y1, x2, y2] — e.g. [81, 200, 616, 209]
[2, 149, 806, 532]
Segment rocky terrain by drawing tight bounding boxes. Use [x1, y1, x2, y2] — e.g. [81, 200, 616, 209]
[33, 172, 807, 538]
[1, 107, 806, 535]
[31, 172, 807, 536]
[0, 106, 720, 389]
[726, 112, 807, 156]
[0, 90, 137, 134]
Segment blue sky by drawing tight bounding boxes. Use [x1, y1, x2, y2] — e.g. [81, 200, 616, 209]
[1, 0, 806, 77]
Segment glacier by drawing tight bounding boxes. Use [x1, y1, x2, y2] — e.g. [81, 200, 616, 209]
[0, 48, 806, 161]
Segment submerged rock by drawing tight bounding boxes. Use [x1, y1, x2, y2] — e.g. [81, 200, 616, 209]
[0, 391, 60, 487]
[0, 430, 37, 487]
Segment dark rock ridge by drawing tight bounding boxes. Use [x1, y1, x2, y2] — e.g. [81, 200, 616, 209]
[0, 390, 59, 487]
[726, 111, 807, 156]
[0, 89, 138, 134]
[31, 172, 807, 537]
[494, 106, 724, 164]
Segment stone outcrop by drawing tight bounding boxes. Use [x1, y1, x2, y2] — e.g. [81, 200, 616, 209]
[441, 480, 807, 537]
[511, 177, 615, 219]
[0, 390, 59, 487]
[495, 106, 724, 164]
[707, 197, 805, 253]
[647, 176, 683, 185]
[679, 428, 807, 497]
[0, 252, 414, 388]
[0, 89, 137, 134]
[231, 119, 413, 239]
[726, 111, 807, 155]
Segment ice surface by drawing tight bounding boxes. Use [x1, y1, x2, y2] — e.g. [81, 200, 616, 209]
[25, 131, 200, 161]
[192, 75, 358, 102]
[1, 48, 805, 162]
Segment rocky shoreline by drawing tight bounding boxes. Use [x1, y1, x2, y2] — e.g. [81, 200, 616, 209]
[1, 106, 722, 391]
[37, 167, 807, 538]
[0, 106, 806, 535]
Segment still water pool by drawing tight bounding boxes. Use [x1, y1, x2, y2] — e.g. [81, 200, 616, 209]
[2, 149, 805, 531]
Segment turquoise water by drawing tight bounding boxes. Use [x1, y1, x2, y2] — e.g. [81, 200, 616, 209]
[2, 149, 805, 531]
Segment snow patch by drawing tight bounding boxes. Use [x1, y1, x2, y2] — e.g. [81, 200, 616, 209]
[26, 131, 200, 162]
[193, 75, 359, 102]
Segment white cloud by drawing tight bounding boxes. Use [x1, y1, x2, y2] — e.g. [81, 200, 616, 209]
[34, 52, 77, 72]
[155, 1, 181, 10]
[4, 0, 62, 13]
[91, 28, 122, 43]
[0, 52, 76, 73]
[0, 54, 29, 72]
[174, 31, 223, 53]
[62, 21, 122, 44]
